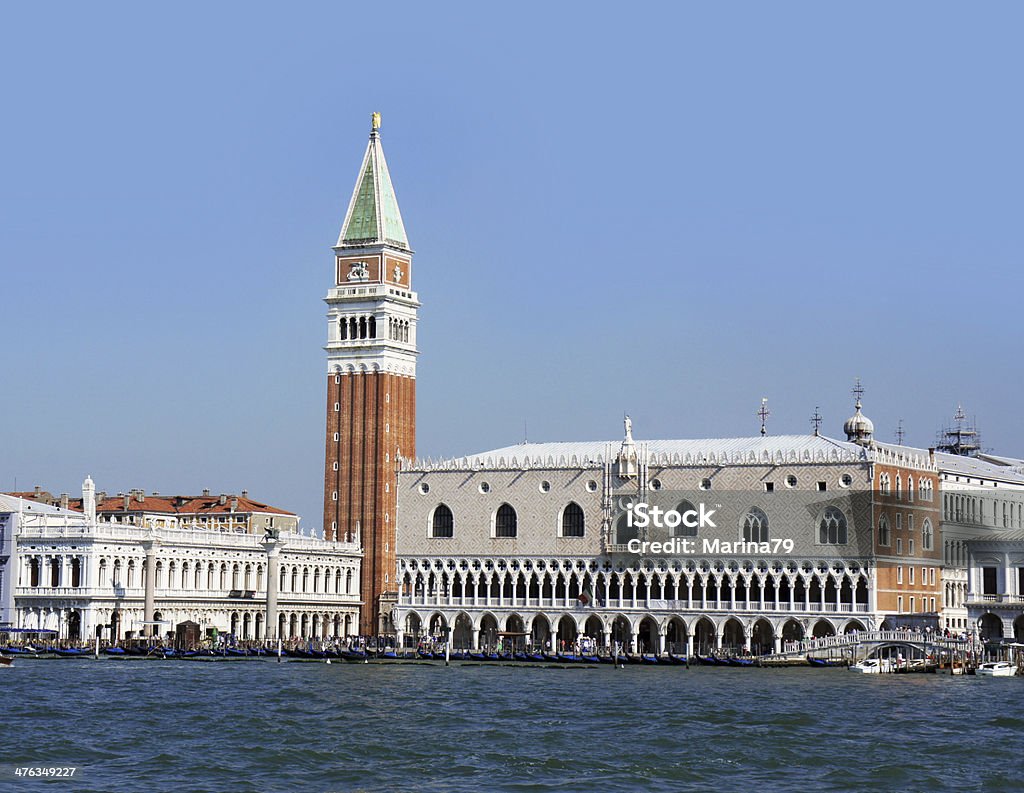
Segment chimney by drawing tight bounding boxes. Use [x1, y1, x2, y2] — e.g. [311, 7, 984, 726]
[202, 488, 210, 497]
[218, 494, 227, 506]
[122, 494, 130, 511]
[34, 485, 41, 496]
[230, 496, 238, 511]
[97, 491, 106, 503]
[241, 490, 248, 499]
[60, 493, 69, 510]
[135, 490, 145, 503]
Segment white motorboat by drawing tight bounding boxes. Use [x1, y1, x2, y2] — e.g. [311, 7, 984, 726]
[849, 658, 889, 674]
[976, 661, 1017, 677]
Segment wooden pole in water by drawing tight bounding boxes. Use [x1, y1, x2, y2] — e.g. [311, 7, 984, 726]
[94, 635, 99, 660]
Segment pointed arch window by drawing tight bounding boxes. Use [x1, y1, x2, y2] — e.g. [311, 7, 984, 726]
[432, 504, 454, 538]
[674, 500, 698, 537]
[922, 518, 933, 551]
[495, 504, 517, 538]
[819, 507, 848, 544]
[878, 514, 890, 546]
[742, 507, 769, 543]
[615, 512, 637, 545]
[561, 502, 585, 537]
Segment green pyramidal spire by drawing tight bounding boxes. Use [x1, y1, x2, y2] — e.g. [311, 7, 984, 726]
[337, 113, 410, 251]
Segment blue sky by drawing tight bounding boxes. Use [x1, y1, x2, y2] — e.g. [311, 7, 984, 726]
[2, 2, 1021, 529]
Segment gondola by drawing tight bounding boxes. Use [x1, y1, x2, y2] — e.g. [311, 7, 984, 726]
[727, 658, 755, 667]
[527, 652, 546, 662]
[226, 648, 249, 657]
[640, 654, 659, 664]
[806, 656, 844, 667]
[664, 654, 689, 666]
[468, 652, 488, 661]
[3, 646, 38, 656]
[52, 647, 91, 658]
[513, 652, 530, 662]
[581, 655, 602, 664]
[103, 647, 127, 656]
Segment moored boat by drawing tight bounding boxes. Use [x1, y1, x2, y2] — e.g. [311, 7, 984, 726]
[53, 647, 91, 658]
[2, 646, 39, 656]
[976, 661, 1016, 677]
[808, 657, 845, 668]
[849, 659, 887, 673]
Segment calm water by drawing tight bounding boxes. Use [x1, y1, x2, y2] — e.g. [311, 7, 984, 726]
[2, 659, 1022, 792]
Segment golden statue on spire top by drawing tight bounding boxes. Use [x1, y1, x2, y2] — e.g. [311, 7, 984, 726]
[371, 112, 381, 131]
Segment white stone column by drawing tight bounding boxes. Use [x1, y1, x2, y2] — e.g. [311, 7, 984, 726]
[143, 539, 159, 637]
[264, 538, 285, 640]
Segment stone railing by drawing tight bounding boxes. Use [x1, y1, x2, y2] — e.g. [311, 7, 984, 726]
[17, 523, 358, 555]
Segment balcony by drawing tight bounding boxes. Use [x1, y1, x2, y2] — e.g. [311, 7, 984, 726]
[967, 593, 1024, 606]
[395, 594, 870, 614]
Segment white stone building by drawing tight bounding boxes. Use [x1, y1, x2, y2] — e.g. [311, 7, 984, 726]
[1, 479, 362, 643]
[935, 451, 1024, 632]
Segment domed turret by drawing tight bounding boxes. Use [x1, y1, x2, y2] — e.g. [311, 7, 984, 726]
[844, 394, 874, 446]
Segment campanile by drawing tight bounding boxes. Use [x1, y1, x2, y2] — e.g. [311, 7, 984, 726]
[324, 113, 418, 635]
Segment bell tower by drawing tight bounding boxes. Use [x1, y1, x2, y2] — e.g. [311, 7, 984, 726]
[324, 113, 418, 636]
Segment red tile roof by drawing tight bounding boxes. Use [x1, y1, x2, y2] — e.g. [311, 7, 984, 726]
[30, 492, 296, 517]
